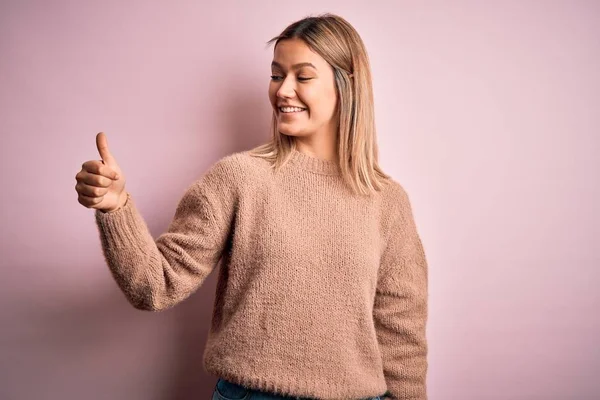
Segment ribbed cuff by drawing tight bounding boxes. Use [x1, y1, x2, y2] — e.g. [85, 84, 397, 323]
[94, 193, 150, 248]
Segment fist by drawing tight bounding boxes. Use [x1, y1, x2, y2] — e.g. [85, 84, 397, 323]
[75, 132, 127, 212]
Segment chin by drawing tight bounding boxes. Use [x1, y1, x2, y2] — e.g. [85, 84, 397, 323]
[278, 124, 305, 137]
[278, 129, 311, 138]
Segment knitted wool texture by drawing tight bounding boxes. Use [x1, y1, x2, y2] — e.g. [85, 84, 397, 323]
[94, 147, 429, 400]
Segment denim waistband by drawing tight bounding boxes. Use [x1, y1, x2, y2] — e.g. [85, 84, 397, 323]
[213, 378, 385, 400]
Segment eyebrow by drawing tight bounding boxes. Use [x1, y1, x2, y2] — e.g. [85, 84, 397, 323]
[271, 61, 317, 70]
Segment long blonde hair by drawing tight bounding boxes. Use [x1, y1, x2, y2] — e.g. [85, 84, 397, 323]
[249, 13, 392, 196]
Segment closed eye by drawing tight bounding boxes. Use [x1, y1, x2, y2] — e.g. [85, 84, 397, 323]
[270, 76, 312, 82]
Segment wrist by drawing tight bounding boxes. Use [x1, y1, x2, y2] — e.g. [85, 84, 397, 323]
[103, 192, 129, 213]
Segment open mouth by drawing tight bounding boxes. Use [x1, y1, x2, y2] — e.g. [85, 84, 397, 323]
[279, 106, 307, 114]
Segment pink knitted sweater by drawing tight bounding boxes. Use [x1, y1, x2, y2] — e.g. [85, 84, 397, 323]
[94, 147, 428, 400]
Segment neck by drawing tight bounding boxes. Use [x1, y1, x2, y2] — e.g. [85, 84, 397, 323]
[288, 147, 341, 175]
[293, 136, 338, 163]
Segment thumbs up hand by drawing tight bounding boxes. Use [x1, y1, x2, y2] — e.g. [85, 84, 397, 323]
[75, 132, 128, 213]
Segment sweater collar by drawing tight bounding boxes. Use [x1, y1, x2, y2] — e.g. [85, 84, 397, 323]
[288, 148, 341, 176]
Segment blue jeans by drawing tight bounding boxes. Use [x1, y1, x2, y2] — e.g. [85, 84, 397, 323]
[212, 378, 384, 400]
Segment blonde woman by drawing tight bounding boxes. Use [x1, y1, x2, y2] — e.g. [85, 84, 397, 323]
[75, 13, 428, 400]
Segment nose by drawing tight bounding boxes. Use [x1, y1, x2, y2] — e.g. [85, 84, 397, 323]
[276, 76, 296, 99]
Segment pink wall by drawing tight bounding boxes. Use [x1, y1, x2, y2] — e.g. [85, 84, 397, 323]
[1, 1, 598, 399]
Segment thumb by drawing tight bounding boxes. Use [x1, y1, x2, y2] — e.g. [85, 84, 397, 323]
[96, 132, 117, 165]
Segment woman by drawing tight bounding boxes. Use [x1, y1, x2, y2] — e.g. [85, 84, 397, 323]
[75, 13, 428, 400]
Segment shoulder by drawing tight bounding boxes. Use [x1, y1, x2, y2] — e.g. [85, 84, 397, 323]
[211, 148, 271, 176]
[377, 176, 422, 238]
[195, 148, 272, 189]
[202, 151, 246, 177]
[380, 176, 412, 213]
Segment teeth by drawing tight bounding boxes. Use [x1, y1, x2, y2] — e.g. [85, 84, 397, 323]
[280, 107, 305, 113]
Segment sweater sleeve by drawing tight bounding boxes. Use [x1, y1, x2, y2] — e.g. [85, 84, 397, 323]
[374, 188, 429, 400]
[94, 156, 239, 311]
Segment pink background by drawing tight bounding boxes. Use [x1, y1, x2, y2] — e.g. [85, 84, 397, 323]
[1, 1, 598, 399]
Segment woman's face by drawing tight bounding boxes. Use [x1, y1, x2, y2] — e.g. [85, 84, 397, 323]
[268, 38, 338, 140]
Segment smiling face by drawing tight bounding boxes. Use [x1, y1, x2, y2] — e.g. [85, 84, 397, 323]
[268, 38, 339, 140]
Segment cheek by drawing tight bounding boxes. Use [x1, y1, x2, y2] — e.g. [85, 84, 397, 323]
[306, 88, 337, 119]
[326, 89, 338, 117]
[268, 85, 276, 105]
[298, 88, 317, 111]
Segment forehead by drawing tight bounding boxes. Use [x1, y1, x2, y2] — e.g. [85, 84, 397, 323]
[272, 38, 326, 68]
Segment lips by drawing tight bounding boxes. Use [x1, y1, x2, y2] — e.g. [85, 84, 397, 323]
[279, 109, 306, 116]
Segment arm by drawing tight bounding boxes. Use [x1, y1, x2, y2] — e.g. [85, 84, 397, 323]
[94, 156, 239, 311]
[374, 188, 429, 399]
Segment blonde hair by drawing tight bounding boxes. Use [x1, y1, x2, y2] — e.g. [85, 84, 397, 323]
[248, 13, 392, 196]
